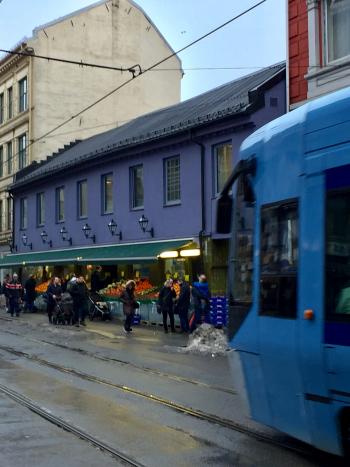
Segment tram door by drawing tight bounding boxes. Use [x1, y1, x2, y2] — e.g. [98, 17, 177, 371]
[324, 168, 350, 396]
[258, 200, 309, 440]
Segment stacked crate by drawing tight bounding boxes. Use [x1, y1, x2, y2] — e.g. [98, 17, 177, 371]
[210, 296, 228, 327]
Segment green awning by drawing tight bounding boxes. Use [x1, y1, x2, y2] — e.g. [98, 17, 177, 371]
[0, 239, 194, 267]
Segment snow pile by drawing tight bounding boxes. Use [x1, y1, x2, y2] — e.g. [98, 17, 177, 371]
[184, 324, 229, 356]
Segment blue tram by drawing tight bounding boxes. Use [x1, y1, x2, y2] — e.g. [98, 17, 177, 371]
[217, 86, 350, 456]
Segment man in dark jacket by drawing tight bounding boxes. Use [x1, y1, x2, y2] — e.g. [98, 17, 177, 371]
[120, 280, 138, 334]
[91, 266, 103, 293]
[24, 274, 37, 312]
[70, 276, 89, 327]
[6, 273, 23, 317]
[47, 277, 62, 324]
[158, 279, 176, 333]
[190, 274, 211, 332]
[176, 279, 191, 333]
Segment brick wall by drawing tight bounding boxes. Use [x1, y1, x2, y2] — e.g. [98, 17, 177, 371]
[288, 0, 309, 105]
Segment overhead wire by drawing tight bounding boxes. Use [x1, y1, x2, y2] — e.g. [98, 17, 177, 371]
[0, 0, 267, 169]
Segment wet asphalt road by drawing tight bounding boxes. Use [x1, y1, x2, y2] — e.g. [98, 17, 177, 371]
[0, 310, 344, 466]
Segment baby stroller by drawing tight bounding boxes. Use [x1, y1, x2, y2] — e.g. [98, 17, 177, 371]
[88, 292, 112, 321]
[52, 293, 74, 325]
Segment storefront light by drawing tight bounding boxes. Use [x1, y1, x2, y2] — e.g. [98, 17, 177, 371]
[159, 251, 179, 259]
[180, 249, 201, 257]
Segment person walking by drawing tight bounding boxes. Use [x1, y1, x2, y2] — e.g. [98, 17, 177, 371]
[120, 280, 138, 334]
[70, 276, 89, 327]
[190, 274, 211, 332]
[6, 273, 23, 317]
[176, 278, 191, 333]
[24, 274, 37, 312]
[47, 277, 62, 324]
[158, 279, 176, 333]
[3, 273, 10, 313]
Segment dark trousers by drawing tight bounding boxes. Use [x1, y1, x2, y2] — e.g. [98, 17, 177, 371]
[9, 298, 20, 316]
[124, 312, 134, 331]
[74, 302, 87, 323]
[178, 308, 189, 332]
[162, 309, 175, 332]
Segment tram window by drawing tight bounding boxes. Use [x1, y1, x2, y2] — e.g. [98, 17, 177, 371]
[326, 191, 350, 319]
[260, 202, 298, 318]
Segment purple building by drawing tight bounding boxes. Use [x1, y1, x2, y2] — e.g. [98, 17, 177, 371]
[2, 64, 286, 293]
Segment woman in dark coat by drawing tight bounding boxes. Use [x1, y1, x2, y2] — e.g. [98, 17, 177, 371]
[176, 279, 191, 333]
[46, 277, 62, 324]
[158, 279, 176, 333]
[70, 276, 89, 327]
[120, 280, 138, 334]
[24, 274, 37, 312]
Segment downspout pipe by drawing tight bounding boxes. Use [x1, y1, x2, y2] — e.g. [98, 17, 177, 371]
[190, 131, 205, 272]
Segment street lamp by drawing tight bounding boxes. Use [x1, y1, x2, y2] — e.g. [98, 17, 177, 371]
[21, 232, 32, 250]
[60, 226, 72, 246]
[108, 219, 122, 240]
[138, 214, 154, 237]
[40, 230, 52, 248]
[82, 223, 96, 243]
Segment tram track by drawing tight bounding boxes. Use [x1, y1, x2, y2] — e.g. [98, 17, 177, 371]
[0, 382, 144, 467]
[0, 342, 320, 459]
[0, 322, 236, 396]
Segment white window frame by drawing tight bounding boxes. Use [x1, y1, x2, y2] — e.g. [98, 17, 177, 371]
[164, 156, 181, 206]
[324, 0, 350, 65]
[20, 197, 27, 230]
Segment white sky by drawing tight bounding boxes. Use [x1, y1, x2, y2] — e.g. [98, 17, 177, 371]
[0, 0, 286, 100]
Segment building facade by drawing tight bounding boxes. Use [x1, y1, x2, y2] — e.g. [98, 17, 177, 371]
[5, 64, 286, 294]
[288, 0, 350, 109]
[0, 0, 182, 252]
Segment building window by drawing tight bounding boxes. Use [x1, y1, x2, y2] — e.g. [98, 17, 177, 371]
[20, 197, 27, 230]
[18, 77, 28, 112]
[102, 173, 113, 214]
[164, 156, 181, 205]
[130, 165, 144, 209]
[7, 87, 13, 119]
[0, 146, 3, 178]
[0, 93, 4, 124]
[37, 192, 45, 226]
[56, 187, 65, 222]
[18, 134, 27, 169]
[260, 201, 298, 318]
[214, 142, 232, 195]
[77, 180, 88, 218]
[325, 0, 350, 63]
[7, 141, 12, 175]
[6, 198, 12, 230]
[0, 200, 3, 233]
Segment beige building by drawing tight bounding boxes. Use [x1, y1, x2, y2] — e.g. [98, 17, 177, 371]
[0, 0, 182, 252]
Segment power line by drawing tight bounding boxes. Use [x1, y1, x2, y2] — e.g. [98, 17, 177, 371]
[0, 0, 266, 169]
[0, 48, 142, 76]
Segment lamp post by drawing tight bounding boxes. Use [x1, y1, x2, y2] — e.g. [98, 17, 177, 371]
[138, 214, 154, 237]
[82, 223, 96, 243]
[107, 219, 122, 240]
[40, 230, 52, 248]
[60, 226, 72, 246]
[21, 232, 32, 250]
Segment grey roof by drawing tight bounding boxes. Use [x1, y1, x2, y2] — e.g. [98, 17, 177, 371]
[13, 62, 285, 190]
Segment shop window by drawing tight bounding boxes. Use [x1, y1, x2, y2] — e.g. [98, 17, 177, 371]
[164, 156, 180, 205]
[260, 201, 298, 318]
[7, 87, 13, 119]
[0, 93, 4, 124]
[102, 173, 113, 214]
[7, 141, 12, 175]
[325, 0, 350, 63]
[214, 142, 232, 195]
[77, 180, 88, 218]
[18, 77, 28, 112]
[37, 192, 45, 226]
[130, 165, 144, 209]
[56, 187, 65, 222]
[20, 197, 27, 230]
[326, 189, 350, 320]
[18, 134, 27, 169]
